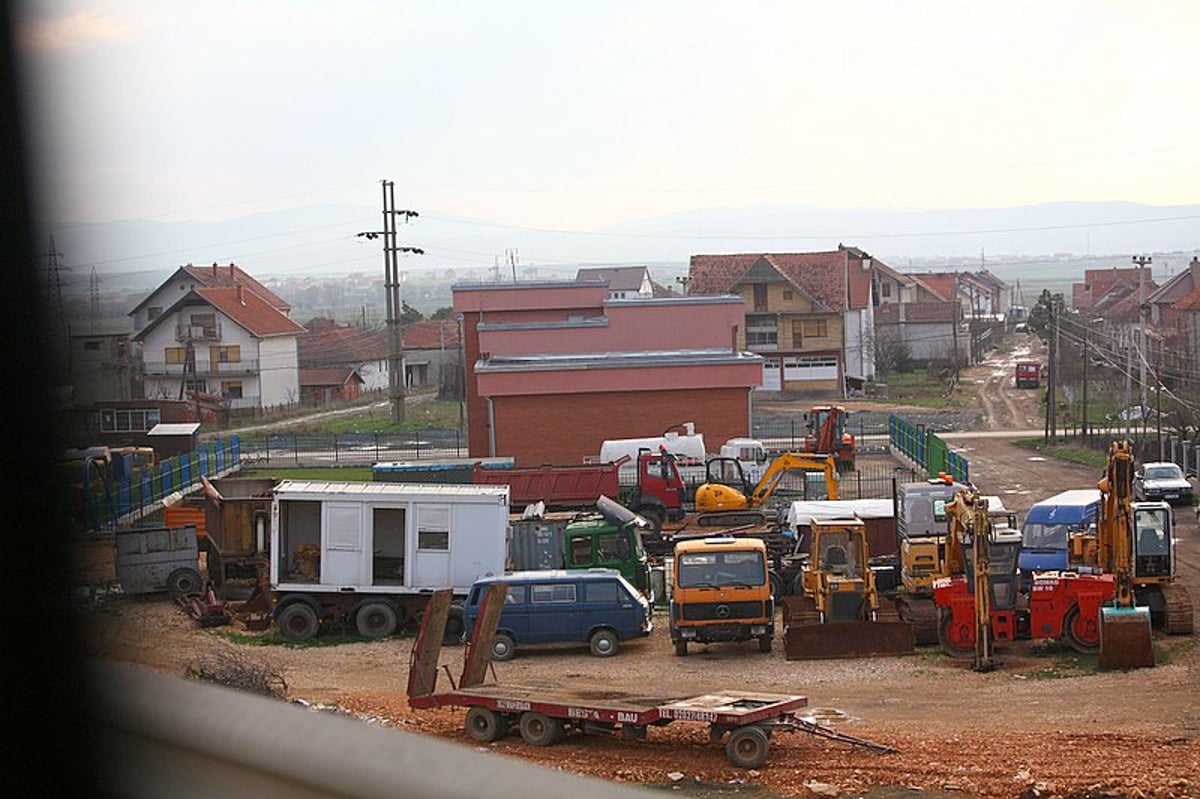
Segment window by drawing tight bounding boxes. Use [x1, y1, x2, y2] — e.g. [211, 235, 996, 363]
[568, 536, 592, 566]
[416, 506, 450, 550]
[584, 581, 619, 603]
[99, 407, 162, 433]
[505, 586, 526, 604]
[881, 283, 892, 298]
[221, 381, 243, 399]
[147, 306, 163, 320]
[83, 341, 101, 351]
[595, 533, 629, 563]
[791, 320, 804, 349]
[210, 345, 241, 363]
[745, 315, 778, 348]
[184, 379, 206, 395]
[165, 347, 187, 364]
[782, 290, 793, 301]
[752, 284, 768, 312]
[802, 319, 827, 338]
[531, 583, 576, 604]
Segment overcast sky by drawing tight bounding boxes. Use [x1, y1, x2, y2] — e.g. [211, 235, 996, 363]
[14, 1, 1200, 269]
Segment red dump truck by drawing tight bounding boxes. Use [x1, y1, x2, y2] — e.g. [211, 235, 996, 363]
[1015, 361, 1041, 389]
[472, 450, 687, 527]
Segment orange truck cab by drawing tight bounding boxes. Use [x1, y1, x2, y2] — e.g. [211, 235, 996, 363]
[670, 536, 774, 656]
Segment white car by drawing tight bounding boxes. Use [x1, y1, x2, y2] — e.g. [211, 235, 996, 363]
[1134, 461, 1194, 506]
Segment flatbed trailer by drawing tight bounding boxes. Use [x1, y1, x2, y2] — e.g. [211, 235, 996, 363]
[407, 587, 896, 769]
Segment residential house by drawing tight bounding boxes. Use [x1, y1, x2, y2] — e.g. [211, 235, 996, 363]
[687, 246, 877, 395]
[575, 266, 660, 300]
[1072, 265, 1154, 313]
[299, 367, 364, 406]
[131, 264, 304, 410]
[299, 317, 461, 393]
[1146, 257, 1200, 385]
[871, 261, 964, 365]
[453, 281, 761, 465]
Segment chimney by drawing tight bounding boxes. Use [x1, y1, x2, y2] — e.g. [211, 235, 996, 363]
[229, 263, 236, 278]
[237, 285, 245, 305]
[211, 262, 218, 276]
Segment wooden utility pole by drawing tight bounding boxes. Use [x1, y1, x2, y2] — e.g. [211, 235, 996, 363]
[1133, 255, 1151, 415]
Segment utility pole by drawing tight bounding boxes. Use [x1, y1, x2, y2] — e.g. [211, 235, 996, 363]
[1133, 255, 1151, 416]
[1047, 300, 1057, 441]
[358, 180, 422, 425]
[1081, 323, 1089, 442]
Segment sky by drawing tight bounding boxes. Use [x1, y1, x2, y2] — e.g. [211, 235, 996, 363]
[13, 1, 1200, 276]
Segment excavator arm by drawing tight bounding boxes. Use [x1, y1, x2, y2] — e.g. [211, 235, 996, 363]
[748, 453, 839, 505]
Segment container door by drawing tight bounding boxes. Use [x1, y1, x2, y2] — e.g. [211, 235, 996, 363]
[412, 505, 451, 589]
[323, 503, 365, 586]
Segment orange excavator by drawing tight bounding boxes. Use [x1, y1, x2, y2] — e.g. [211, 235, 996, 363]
[801, 406, 856, 472]
[694, 453, 839, 527]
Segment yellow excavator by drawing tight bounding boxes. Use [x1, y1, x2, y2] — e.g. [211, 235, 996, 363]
[780, 518, 914, 659]
[694, 452, 839, 527]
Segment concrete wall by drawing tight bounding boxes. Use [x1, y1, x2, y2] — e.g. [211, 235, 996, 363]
[259, 336, 299, 407]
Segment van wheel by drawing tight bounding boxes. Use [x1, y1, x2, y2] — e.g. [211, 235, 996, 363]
[589, 629, 619, 657]
[277, 603, 319, 642]
[491, 632, 516, 661]
[674, 640, 688, 656]
[355, 602, 398, 639]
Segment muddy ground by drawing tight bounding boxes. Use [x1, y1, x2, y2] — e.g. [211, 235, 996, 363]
[77, 338, 1200, 798]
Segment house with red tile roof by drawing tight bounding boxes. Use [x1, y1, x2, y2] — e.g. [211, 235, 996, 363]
[1147, 257, 1200, 382]
[299, 317, 461, 394]
[688, 246, 878, 395]
[132, 267, 304, 410]
[1072, 266, 1154, 312]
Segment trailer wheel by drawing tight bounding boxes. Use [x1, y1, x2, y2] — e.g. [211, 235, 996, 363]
[464, 706, 506, 743]
[277, 603, 319, 642]
[589, 629, 619, 657]
[519, 712, 564, 747]
[726, 725, 770, 769]
[674, 640, 688, 657]
[355, 602, 398, 639]
[1064, 604, 1100, 654]
[166, 567, 203, 600]
[491, 633, 517, 661]
[758, 634, 772, 653]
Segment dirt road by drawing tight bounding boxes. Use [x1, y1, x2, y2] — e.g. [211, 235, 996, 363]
[78, 338, 1200, 798]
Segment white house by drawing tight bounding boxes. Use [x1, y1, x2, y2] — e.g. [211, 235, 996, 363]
[131, 264, 303, 410]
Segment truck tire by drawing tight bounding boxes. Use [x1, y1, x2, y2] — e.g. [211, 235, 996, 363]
[277, 602, 319, 642]
[758, 634, 772, 653]
[491, 632, 517, 661]
[519, 712, 564, 747]
[355, 602, 398, 639]
[166, 567, 202, 600]
[674, 640, 688, 657]
[634, 504, 665, 531]
[465, 706, 506, 743]
[589, 629, 619, 657]
[726, 725, 770, 769]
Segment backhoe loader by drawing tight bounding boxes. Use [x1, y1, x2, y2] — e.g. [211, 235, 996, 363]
[694, 453, 838, 528]
[780, 518, 914, 659]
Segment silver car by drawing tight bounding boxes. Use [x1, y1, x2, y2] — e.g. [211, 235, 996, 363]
[1134, 462, 1194, 506]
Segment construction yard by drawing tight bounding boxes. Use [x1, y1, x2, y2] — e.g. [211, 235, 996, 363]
[76, 348, 1200, 799]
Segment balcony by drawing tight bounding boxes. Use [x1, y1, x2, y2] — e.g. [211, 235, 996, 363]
[142, 359, 259, 377]
[175, 321, 223, 342]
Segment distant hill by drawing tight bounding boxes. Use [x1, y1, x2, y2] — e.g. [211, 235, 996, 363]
[36, 201, 1200, 302]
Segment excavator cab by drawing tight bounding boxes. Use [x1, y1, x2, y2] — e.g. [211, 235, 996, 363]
[694, 453, 839, 528]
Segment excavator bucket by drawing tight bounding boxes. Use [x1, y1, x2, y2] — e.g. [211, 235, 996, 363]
[1098, 606, 1154, 669]
[784, 619, 914, 660]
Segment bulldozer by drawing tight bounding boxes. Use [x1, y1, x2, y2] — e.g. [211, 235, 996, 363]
[694, 453, 839, 527]
[781, 518, 914, 659]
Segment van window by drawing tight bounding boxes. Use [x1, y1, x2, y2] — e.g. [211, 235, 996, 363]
[505, 585, 526, 604]
[584, 581, 619, 603]
[531, 583, 576, 604]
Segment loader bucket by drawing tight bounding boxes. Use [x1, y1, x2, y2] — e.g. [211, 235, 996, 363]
[1097, 606, 1154, 670]
[785, 620, 914, 660]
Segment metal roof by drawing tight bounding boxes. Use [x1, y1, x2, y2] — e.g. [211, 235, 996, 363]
[272, 479, 509, 502]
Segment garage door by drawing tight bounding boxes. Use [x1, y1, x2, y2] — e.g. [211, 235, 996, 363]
[783, 355, 838, 382]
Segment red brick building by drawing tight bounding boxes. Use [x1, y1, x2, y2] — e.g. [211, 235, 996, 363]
[453, 281, 762, 466]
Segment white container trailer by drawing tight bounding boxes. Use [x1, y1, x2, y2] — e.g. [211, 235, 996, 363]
[270, 480, 510, 642]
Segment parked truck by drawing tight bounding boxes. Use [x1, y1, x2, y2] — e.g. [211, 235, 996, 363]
[670, 535, 774, 656]
[269, 480, 511, 643]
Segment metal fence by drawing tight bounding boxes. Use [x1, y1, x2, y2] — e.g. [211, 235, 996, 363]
[888, 414, 969, 483]
[235, 429, 468, 466]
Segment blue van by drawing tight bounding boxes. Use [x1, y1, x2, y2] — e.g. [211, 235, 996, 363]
[1019, 489, 1102, 586]
[463, 570, 652, 660]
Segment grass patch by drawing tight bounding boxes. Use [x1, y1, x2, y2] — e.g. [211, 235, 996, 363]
[1017, 639, 1099, 678]
[240, 466, 374, 481]
[877, 369, 969, 409]
[211, 628, 377, 648]
[290, 396, 462, 434]
[1012, 437, 1109, 470]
